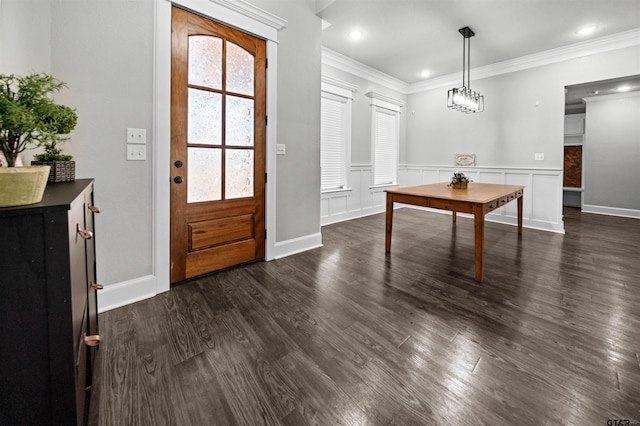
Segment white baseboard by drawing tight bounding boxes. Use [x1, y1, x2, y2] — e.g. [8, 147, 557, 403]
[97, 274, 157, 313]
[272, 232, 323, 259]
[582, 204, 640, 219]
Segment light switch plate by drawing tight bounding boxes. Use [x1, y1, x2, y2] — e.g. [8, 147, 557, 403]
[127, 144, 146, 161]
[126, 128, 146, 144]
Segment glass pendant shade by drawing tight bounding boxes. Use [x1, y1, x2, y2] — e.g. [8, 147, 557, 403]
[448, 27, 484, 113]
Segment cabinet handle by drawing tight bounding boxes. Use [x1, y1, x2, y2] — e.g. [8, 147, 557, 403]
[77, 224, 93, 240]
[90, 282, 104, 290]
[83, 333, 101, 347]
[88, 205, 100, 214]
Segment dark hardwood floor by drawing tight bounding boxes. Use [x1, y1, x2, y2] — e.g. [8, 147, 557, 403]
[90, 207, 640, 425]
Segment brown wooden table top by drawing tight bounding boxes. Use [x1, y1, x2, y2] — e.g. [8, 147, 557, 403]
[385, 182, 525, 204]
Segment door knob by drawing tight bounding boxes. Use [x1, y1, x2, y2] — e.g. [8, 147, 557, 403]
[174, 176, 183, 184]
[174, 160, 183, 168]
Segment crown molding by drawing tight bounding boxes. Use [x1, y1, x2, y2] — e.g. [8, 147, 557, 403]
[322, 27, 640, 95]
[408, 27, 640, 94]
[322, 47, 410, 94]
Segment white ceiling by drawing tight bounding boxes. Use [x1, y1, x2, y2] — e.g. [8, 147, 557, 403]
[318, 0, 640, 84]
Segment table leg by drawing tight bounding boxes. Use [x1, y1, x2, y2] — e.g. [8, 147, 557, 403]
[474, 206, 485, 282]
[385, 194, 394, 252]
[517, 193, 523, 235]
[452, 211, 457, 223]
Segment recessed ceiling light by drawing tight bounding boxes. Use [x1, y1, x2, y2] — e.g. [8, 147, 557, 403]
[617, 85, 631, 92]
[420, 70, 431, 78]
[577, 25, 597, 36]
[349, 30, 363, 41]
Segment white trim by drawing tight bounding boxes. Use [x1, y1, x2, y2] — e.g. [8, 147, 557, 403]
[322, 28, 640, 95]
[265, 40, 278, 261]
[153, 0, 172, 295]
[203, 0, 286, 31]
[322, 47, 409, 93]
[582, 204, 640, 219]
[272, 232, 323, 259]
[583, 90, 640, 103]
[170, 0, 285, 40]
[97, 275, 156, 313]
[365, 91, 405, 111]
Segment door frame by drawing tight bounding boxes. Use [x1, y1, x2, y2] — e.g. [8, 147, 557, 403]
[153, 0, 285, 294]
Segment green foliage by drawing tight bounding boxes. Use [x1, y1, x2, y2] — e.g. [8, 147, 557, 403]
[0, 73, 77, 167]
[33, 146, 73, 162]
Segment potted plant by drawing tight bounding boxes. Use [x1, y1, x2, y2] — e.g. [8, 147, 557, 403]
[0, 73, 77, 206]
[448, 171, 472, 189]
[31, 104, 77, 182]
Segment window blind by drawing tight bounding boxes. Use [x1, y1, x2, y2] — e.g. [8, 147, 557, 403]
[320, 94, 347, 191]
[373, 108, 398, 185]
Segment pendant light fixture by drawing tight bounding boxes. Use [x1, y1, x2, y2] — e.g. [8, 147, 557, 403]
[447, 26, 484, 113]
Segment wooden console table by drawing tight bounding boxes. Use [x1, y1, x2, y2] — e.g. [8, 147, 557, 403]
[385, 182, 524, 282]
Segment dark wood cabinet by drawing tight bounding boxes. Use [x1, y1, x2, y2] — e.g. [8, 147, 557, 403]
[0, 179, 100, 425]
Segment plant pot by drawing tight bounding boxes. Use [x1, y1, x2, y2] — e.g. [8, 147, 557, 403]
[452, 182, 468, 189]
[31, 160, 75, 182]
[0, 165, 51, 207]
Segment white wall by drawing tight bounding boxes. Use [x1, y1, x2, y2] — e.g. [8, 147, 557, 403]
[251, 0, 323, 243]
[51, 0, 156, 285]
[405, 45, 640, 170]
[0, 0, 51, 75]
[583, 92, 640, 217]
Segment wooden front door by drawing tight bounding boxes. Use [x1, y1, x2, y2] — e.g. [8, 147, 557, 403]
[170, 6, 266, 283]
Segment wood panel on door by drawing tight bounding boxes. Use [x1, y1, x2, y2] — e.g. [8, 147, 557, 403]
[170, 7, 266, 283]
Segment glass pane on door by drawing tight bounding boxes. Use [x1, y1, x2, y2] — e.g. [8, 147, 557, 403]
[188, 88, 222, 145]
[188, 36, 222, 89]
[226, 95, 254, 147]
[226, 41, 254, 96]
[225, 149, 254, 199]
[188, 147, 221, 202]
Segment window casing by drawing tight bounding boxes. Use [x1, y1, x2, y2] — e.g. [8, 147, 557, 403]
[320, 79, 354, 192]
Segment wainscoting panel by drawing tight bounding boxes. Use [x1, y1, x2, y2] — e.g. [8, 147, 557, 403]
[320, 165, 564, 233]
[321, 166, 391, 226]
[400, 165, 564, 233]
[321, 164, 564, 233]
[531, 173, 563, 225]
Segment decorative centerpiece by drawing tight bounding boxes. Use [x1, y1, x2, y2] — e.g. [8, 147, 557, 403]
[0, 73, 77, 206]
[448, 171, 472, 189]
